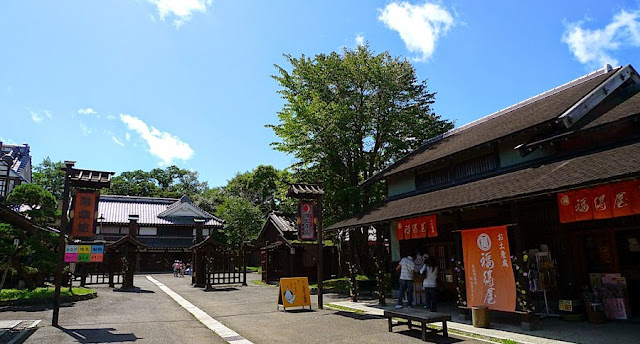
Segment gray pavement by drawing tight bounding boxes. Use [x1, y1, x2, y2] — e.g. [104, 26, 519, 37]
[152, 273, 481, 344]
[0, 276, 225, 344]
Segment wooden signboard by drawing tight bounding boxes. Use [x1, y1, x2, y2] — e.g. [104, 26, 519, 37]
[278, 277, 311, 310]
[64, 244, 104, 263]
[70, 190, 99, 238]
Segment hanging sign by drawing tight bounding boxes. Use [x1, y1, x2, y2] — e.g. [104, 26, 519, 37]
[70, 190, 98, 238]
[277, 277, 311, 310]
[298, 201, 315, 240]
[462, 226, 516, 313]
[557, 179, 640, 223]
[395, 215, 437, 240]
[64, 244, 104, 263]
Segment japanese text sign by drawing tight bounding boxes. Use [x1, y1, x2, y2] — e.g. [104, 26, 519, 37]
[298, 201, 315, 240]
[557, 179, 640, 223]
[395, 215, 437, 240]
[462, 226, 516, 312]
[70, 191, 98, 238]
[278, 277, 311, 309]
[64, 244, 104, 263]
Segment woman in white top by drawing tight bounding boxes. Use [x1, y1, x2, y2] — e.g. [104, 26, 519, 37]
[420, 257, 438, 311]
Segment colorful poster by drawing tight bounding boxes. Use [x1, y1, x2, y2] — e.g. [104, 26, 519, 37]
[278, 277, 311, 309]
[70, 191, 98, 238]
[64, 244, 103, 263]
[298, 201, 315, 240]
[462, 226, 516, 313]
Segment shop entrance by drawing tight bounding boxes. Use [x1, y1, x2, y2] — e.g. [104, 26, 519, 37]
[576, 227, 640, 319]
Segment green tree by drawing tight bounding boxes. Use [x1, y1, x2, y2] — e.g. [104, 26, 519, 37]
[32, 157, 65, 200]
[225, 165, 296, 215]
[269, 44, 454, 224]
[215, 196, 262, 247]
[106, 170, 160, 197]
[7, 184, 57, 226]
[106, 165, 208, 198]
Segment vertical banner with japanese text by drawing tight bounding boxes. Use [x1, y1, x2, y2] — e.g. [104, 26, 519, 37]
[298, 201, 315, 240]
[462, 226, 516, 312]
[70, 190, 98, 238]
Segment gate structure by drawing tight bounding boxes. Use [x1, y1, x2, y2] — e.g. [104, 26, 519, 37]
[191, 236, 247, 289]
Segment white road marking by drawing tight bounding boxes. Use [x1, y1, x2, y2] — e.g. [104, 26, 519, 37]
[146, 276, 253, 344]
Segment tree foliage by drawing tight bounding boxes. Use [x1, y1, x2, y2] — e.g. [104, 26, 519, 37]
[106, 165, 208, 198]
[225, 165, 296, 215]
[32, 157, 65, 200]
[269, 44, 454, 224]
[7, 184, 58, 226]
[215, 196, 262, 247]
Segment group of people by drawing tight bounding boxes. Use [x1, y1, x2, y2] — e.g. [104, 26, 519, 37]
[396, 252, 438, 311]
[172, 260, 191, 277]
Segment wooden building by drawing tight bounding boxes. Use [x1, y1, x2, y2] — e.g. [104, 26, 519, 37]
[97, 195, 224, 272]
[328, 64, 640, 318]
[256, 211, 338, 282]
[0, 142, 31, 200]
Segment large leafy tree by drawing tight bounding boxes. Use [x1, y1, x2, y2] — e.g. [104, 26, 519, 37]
[269, 44, 454, 224]
[225, 165, 296, 215]
[215, 196, 262, 247]
[7, 184, 58, 226]
[32, 157, 65, 200]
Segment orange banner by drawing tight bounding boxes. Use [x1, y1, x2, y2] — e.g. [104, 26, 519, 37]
[70, 191, 97, 238]
[462, 226, 516, 313]
[396, 215, 436, 240]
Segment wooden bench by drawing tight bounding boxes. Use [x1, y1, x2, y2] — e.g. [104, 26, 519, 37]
[383, 308, 451, 341]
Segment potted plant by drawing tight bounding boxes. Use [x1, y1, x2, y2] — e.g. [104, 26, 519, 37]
[583, 286, 605, 324]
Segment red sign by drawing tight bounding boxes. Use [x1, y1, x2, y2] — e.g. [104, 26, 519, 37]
[70, 191, 97, 238]
[462, 226, 516, 312]
[298, 201, 315, 240]
[557, 179, 640, 223]
[396, 215, 437, 240]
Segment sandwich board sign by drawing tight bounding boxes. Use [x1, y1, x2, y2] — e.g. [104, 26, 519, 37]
[277, 277, 311, 310]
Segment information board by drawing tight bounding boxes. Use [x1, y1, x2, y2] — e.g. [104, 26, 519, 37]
[278, 277, 311, 310]
[65, 244, 104, 263]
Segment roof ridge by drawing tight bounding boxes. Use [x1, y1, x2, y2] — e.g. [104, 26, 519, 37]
[100, 195, 178, 203]
[441, 65, 617, 140]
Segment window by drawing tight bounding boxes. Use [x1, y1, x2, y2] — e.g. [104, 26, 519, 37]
[416, 153, 498, 192]
[139, 227, 157, 236]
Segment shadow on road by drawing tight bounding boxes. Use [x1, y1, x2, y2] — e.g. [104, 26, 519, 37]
[395, 329, 466, 344]
[203, 287, 239, 292]
[331, 310, 383, 321]
[0, 303, 74, 312]
[54, 325, 140, 343]
[113, 287, 155, 294]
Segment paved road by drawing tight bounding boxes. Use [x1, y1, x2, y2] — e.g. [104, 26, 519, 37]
[153, 273, 481, 344]
[1, 274, 481, 343]
[0, 276, 225, 344]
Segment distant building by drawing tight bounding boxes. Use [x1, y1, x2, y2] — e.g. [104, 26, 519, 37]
[0, 142, 32, 199]
[97, 195, 224, 271]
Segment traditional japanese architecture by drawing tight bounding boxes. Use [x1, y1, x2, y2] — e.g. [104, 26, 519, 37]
[328, 64, 640, 321]
[97, 195, 224, 271]
[0, 142, 31, 200]
[256, 211, 339, 282]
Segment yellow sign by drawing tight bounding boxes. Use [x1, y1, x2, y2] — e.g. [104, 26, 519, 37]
[278, 277, 311, 310]
[78, 245, 91, 254]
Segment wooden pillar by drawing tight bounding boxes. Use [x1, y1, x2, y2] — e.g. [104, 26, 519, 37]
[195, 250, 206, 287]
[193, 219, 204, 286]
[52, 161, 74, 326]
[122, 215, 139, 290]
[349, 228, 358, 302]
[375, 224, 386, 305]
[242, 246, 247, 286]
[108, 250, 115, 288]
[316, 197, 324, 309]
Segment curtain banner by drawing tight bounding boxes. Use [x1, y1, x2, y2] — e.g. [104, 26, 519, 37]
[462, 226, 516, 312]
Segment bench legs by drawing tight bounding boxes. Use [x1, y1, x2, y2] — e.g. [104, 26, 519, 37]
[421, 322, 427, 341]
[387, 317, 392, 332]
[442, 320, 448, 338]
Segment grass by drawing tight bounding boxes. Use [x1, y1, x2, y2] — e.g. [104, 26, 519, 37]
[251, 279, 276, 287]
[246, 266, 262, 273]
[0, 286, 96, 302]
[325, 303, 366, 314]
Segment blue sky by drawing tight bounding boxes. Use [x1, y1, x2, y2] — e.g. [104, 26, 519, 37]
[2, 1, 640, 187]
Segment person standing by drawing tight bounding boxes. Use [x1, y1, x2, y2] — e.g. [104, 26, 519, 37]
[396, 254, 415, 309]
[420, 257, 438, 311]
[413, 252, 425, 306]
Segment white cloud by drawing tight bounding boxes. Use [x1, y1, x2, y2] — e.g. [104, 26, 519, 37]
[563, 9, 640, 68]
[125, 133, 131, 141]
[106, 114, 116, 120]
[120, 114, 194, 165]
[355, 34, 365, 46]
[147, 0, 212, 28]
[112, 136, 125, 147]
[30, 111, 43, 123]
[44, 110, 52, 119]
[80, 123, 91, 136]
[78, 108, 97, 115]
[378, 1, 454, 62]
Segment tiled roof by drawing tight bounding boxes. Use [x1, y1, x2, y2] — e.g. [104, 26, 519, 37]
[287, 184, 325, 198]
[365, 66, 619, 184]
[98, 195, 224, 227]
[69, 167, 114, 188]
[269, 212, 297, 233]
[328, 141, 640, 230]
[1, 143, 31, 182]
